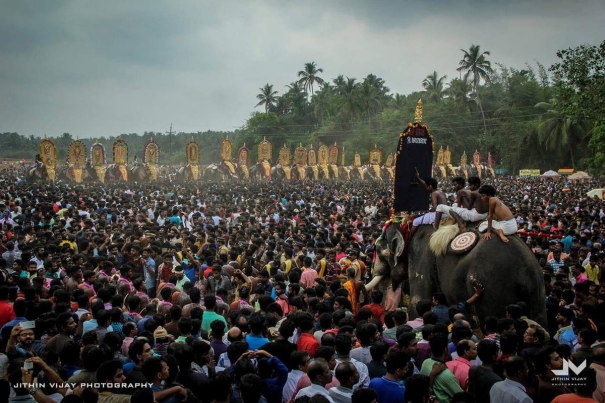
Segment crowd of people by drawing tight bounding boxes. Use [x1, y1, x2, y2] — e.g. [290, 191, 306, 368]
[0, 173, 605, 403]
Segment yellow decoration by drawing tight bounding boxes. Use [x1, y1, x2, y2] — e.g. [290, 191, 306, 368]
[414, 99, 423, 123]
[282, 166, 292, 180]
[94, 166, 106, 183]
[221, 138, 233, 162]
[190, 165, 199, 180]
[72, 167, 83, 183]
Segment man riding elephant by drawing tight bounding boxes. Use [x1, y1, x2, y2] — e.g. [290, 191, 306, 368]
[366, 202, 547, 327]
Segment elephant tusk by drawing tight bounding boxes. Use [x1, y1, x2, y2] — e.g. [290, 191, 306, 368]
[365, 275, 383, 291]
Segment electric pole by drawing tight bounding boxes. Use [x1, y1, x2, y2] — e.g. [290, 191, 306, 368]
[166, 124, 175, 167]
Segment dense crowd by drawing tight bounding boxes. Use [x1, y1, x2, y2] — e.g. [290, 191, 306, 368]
[0, 174, 605, 403]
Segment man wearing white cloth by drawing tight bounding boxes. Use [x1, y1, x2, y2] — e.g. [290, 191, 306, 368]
[478, 184, 518, 243]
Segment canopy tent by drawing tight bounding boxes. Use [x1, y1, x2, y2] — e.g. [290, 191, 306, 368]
[541, 170, 560, 178]
[587, 189, 605, 200]
[568, 171, 592, 180]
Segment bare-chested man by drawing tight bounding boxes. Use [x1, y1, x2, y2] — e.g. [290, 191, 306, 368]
[434, 176, 489, 232]
[409, 174, 448, 238]
[478, 184, 517, 243]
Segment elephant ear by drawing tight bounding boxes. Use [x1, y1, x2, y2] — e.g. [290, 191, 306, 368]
[385, 224, 405, 267]
[391, 228, 405, 257]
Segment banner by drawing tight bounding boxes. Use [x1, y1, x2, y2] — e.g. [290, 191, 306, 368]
[519, 169, 540, 176]
[393, 123, 434, 212]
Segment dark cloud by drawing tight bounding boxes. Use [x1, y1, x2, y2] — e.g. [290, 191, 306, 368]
[0, 0, 603, 138]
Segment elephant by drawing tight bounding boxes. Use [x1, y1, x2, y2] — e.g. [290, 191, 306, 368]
[57, 165, 93, 182]
[176, 165, 197, 181]
[26, 164, 49, 182]
[432, 165, 449, 180]
[368, 220, 547, 326]
[338, 166, 351, 180]
[382, 166, 395, 181]
[130, 164, 151, 181]
[365, 165, 384, 181]
[270, 165, 293, 181]
[203, 163, 236, 181]
[105, 164, 128, 182]
[348, 166, 366, 180]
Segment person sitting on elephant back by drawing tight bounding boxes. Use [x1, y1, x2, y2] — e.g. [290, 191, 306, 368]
[409, 175, 448, 239]
[479, 185, 518, 243]
[434, 176, 489, 232]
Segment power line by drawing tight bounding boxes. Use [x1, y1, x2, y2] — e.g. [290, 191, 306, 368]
[172, 104, 547, 131]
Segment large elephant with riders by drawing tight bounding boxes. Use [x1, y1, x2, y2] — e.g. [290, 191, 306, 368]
[367, 218, 547, 327]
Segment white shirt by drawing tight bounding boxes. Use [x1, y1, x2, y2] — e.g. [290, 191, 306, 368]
[295, 384, 335, 403]
[335, 358, 370, 390]
[489, 379, 532, 403]
[283, 369, 305, 403]
[350, 346, 372, 365]
[329, 386, 353, 403]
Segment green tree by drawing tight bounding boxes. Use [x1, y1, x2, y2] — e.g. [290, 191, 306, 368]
[339, 77, 361, 121]
[535, 100, 592, 168]
[550, 41, 605, 123]
[298, 62, 325, 95]
[457, 45, 494, 132]
[446, 78, 474, 111]
[359, 81, 382, 117]
[255, 84, 279, 112]
[422, 71, 447, 102]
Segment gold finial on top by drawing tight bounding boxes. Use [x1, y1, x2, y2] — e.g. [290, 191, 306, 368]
[44, 134, 47, 139]
[414, 99, 423, 123]
[243, 143, 246, 147]
[95, 139, 98, 143]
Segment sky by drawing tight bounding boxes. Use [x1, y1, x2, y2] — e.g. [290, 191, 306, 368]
[1, 0, 603, 139]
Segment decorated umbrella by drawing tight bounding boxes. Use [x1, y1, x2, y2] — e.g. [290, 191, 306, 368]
[541, 170, 560, 178]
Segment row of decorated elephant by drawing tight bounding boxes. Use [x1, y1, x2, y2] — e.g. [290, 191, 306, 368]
[431, 147, 496, 180]
[26, 136, 498, 183]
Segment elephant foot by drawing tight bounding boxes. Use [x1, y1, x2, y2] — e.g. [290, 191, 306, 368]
[385, 286, 402, 311]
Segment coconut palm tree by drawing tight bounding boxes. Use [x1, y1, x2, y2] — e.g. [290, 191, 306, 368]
[535, 100, 592, 168]
[457, 45, 493, 132]
[312, 85, 332, 124]
[332, 75, 346, 94]
[391, 94, 406, 110]
[255, 84, 279, 113]
[359, 81, 382, 116]
[446, 78, 475, 111]
[422, 71, 447, 102]
[340, 77, 361, 119]
[298, 62, 325, 95]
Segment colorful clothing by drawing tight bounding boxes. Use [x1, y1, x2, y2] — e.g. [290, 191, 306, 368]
[344, 280, 359, 315]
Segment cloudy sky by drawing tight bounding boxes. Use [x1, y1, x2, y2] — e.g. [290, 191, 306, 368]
[1, 0, 603, 139]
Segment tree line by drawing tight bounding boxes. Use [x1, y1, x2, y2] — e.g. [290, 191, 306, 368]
[1, 41, 603, 173]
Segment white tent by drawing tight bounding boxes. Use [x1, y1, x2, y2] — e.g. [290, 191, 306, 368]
[587, 189, 605, 199]
[541, 170, 560, 178]
[569, 171, 592, 181]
